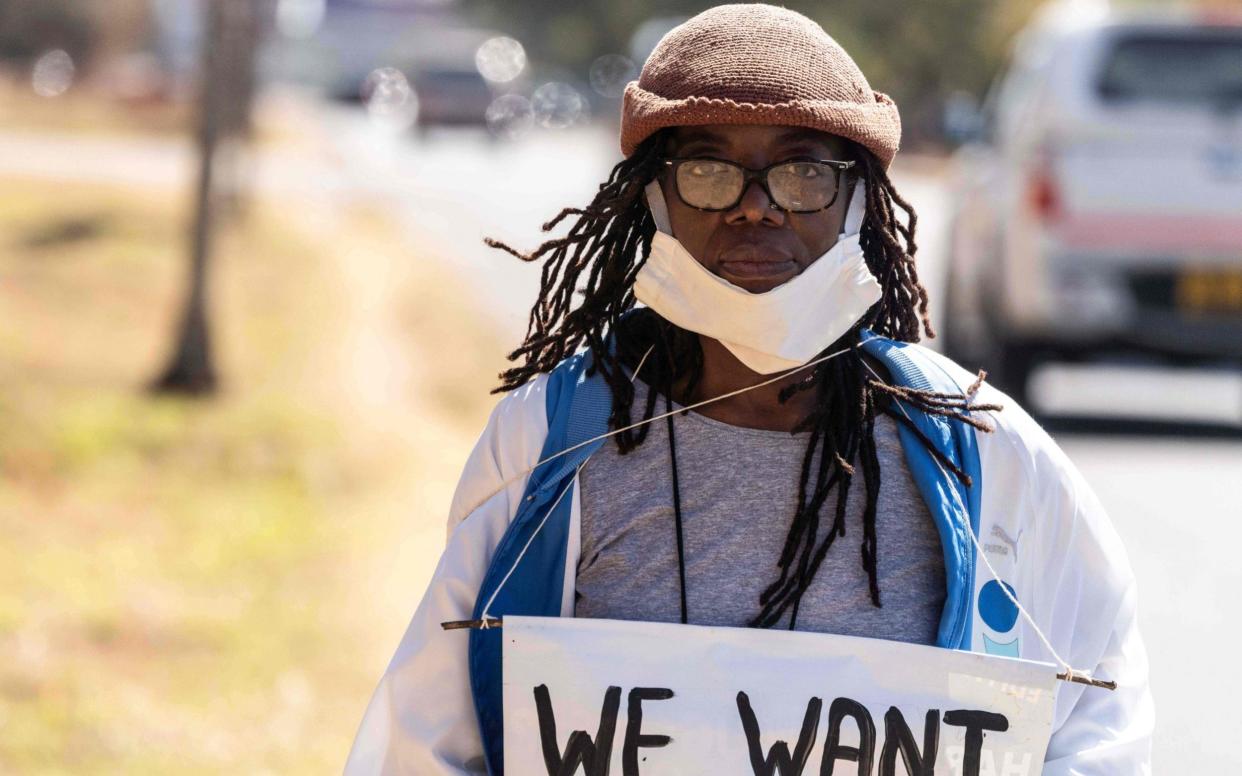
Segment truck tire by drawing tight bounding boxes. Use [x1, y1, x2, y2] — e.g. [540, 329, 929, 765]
[990, 340, 1038, 412]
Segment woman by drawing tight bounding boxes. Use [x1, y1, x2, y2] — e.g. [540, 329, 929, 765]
[346, 5, 1152, 773]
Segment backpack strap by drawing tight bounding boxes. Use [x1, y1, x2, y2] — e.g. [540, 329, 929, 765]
[468, 351, 613, 774]
[859, 329, 982, 650]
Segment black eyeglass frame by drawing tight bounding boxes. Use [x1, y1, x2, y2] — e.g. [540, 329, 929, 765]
[660, 156, 857, 214]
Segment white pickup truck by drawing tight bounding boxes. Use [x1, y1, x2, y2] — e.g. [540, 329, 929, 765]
[942, 4, 1242, 406]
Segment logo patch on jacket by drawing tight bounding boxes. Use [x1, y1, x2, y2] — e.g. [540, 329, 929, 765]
[979, 579, 1021, 656]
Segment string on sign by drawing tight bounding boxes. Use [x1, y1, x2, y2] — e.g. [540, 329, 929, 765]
[453, 344, 851, 522]
[441, 345, 1118, 692]
[443, 343, 850, 632]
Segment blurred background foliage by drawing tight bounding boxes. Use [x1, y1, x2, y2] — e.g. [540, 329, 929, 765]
[0, 0, 147, 69]
[2, 0, 1214, 147]
[463, 0, 1051, 145]
[0, 0, 1058, 148]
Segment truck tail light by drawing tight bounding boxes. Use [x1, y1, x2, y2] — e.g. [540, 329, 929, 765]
[1195, 8, 1242, 27]
[1027, 162, 1062, 223]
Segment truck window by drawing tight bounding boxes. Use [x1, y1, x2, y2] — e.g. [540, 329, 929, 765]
[1096, 30, 1242, 108]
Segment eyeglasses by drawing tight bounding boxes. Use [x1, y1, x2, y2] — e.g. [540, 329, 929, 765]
[662, 156, 856, 214]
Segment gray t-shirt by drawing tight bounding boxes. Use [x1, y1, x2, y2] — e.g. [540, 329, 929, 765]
[575, 379, 946, 644]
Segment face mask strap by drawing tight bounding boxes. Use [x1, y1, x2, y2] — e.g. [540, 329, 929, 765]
[644, 179, 674, 235]
[841, 178, 866, 237]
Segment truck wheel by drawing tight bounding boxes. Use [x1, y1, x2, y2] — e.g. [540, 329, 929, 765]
[990, 341, 1038, 412]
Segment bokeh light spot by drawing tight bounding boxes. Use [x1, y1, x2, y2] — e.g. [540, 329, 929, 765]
[362, 67, 419, 132]
[32, 49, 75, 98]
[589, 54, 637, 99]
[276, 0, 326, 39]
[531, 82, 587, 129]
[475, 36, 526, 84]
[485, 94, 534, 140]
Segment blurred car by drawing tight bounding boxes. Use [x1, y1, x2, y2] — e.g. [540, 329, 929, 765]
[942, 4, 1242, 404]
[300, 2, 508, 129]
[409, 64, 494, 128]
[333, 58, 498, 129]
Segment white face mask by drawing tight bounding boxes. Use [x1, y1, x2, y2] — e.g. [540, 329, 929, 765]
[634, 177, 882, 374]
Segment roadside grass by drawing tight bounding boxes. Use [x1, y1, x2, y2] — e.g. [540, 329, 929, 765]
[0, 178, 500, 773]
[0, 79, 307, 151]
[0, 79, 190, 138]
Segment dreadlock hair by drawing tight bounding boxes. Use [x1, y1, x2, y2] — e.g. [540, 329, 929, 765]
[484, 128, 1001, 629]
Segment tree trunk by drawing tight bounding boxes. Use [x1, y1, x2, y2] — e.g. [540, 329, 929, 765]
[152, 0, 263, 395]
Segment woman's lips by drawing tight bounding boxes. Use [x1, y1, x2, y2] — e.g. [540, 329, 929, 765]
[717, 244, 797, 280]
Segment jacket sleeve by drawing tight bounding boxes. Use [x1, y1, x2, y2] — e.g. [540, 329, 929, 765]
[1042, 574, 1153, 775]
[1038, 457, 1155, 775]
[343, 376, 550, 775]
[979, 399, 1154, 775]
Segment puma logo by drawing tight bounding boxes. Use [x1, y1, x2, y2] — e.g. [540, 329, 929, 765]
[991, 525, 1022, 560]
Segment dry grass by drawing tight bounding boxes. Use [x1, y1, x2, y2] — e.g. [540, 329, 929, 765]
[0, 77, 305, 151]
[0, 78, 190, 139]
[0, 177, 503, 773]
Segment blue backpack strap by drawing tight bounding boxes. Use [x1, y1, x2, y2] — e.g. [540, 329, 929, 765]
[468, 351, 614, 774]
[858, 330, 982, 651]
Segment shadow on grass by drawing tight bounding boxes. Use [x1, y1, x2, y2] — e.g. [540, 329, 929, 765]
[17, 214, 113, 249]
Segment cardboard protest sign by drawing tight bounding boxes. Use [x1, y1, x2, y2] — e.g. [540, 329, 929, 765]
[503, 616, 1057, 776]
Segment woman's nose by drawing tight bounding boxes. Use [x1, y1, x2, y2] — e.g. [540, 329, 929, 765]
[725, 180, 784, 226]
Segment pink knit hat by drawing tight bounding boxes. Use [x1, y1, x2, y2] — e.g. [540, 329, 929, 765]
[619, 4, 902, 169]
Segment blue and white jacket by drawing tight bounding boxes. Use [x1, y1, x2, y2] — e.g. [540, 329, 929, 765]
[344, 333, 1153, 775]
